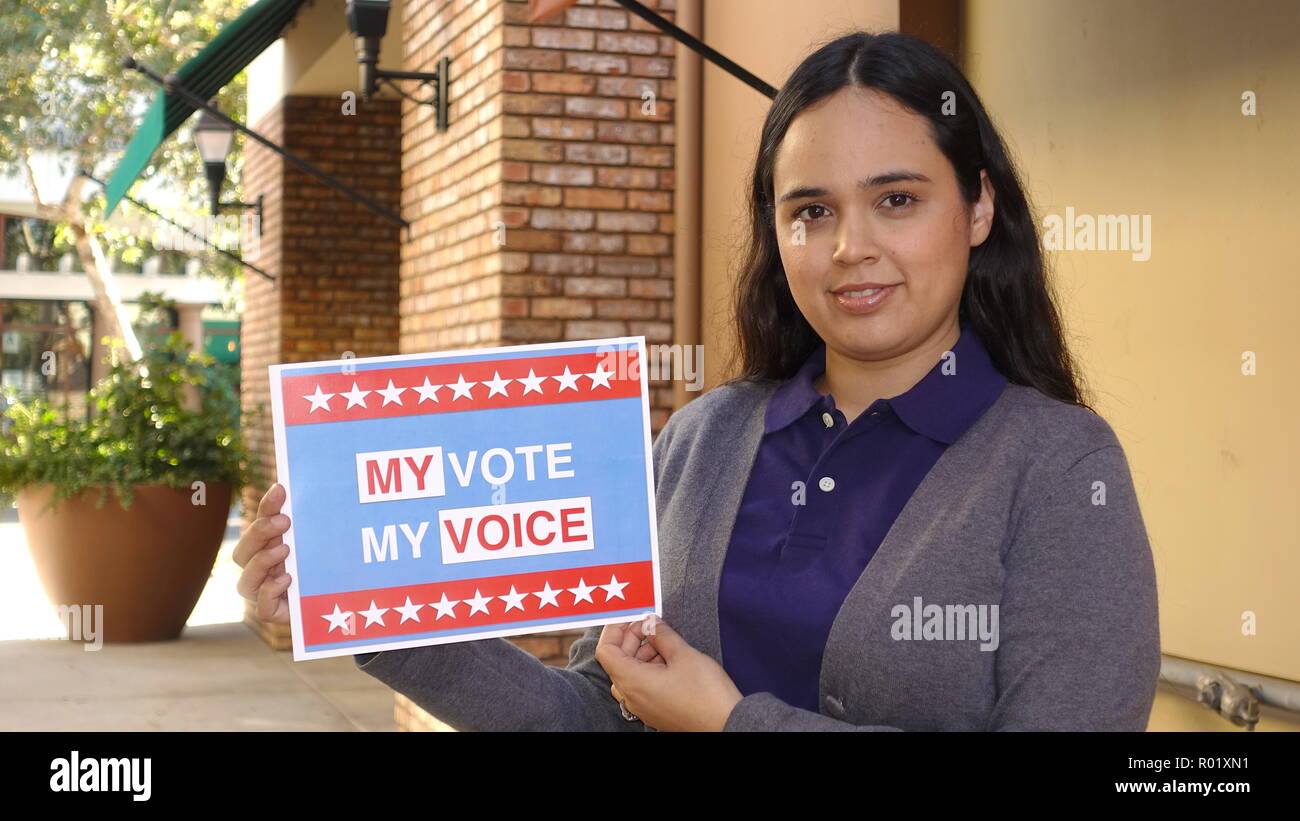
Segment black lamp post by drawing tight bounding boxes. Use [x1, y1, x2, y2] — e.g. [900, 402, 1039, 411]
[345, 0, 388, 100]
[193, 102, 263, 232]
[345, 0, 450, 129]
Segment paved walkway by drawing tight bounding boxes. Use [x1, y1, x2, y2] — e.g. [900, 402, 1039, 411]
[0, 505, 397, 731]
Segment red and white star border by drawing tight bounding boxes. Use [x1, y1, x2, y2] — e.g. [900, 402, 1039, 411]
[301, 560, 655, 647]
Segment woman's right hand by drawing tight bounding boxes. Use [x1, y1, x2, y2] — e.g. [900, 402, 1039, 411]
[234, 483, 294, 624]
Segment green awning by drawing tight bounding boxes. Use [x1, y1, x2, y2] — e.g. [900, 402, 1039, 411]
[103, 0, 308, 216]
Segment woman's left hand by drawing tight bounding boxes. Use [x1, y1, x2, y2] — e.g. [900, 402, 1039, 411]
[595, 615, 744, 732]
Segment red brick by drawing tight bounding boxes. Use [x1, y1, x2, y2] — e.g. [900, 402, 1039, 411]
[565, 143, 629, 164]
[531, 117, 596, 140]
[565, 277, 628, 297]
[564, 188, 626, 209]
[595, 298, 658, 319]
[503, 49, 565, 71]
[596, 32, 660, 55]
[565, 7, 628, 30]
[531, 73, 598, 95]
[532, 27, 595, 50]
[565, 53, 629, 75]
[532, 297, 595, 318]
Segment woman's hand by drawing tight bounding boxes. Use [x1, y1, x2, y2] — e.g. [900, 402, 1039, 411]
[595, 615, 744, 732]
[233, 483, 294, 624]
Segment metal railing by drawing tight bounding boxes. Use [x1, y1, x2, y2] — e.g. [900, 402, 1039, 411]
[1159, 654, 1300, 730]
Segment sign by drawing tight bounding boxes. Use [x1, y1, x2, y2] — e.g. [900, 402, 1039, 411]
[269, 337, 661, 661]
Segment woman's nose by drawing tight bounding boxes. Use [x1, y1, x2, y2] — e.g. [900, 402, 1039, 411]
[832, 216, 881, 266]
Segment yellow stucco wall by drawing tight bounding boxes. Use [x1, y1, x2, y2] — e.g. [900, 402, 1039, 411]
[962, 0, 1299, 730]
[698, 0, 899, 388]
[695, 0, 1297, 730]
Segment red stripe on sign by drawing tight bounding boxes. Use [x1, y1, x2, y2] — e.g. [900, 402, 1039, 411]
[301, 560, 654, 646]
[281, 351, 643, 426]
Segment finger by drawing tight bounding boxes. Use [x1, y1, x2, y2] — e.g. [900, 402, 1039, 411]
[644, 617, 686, 661]
[233, 484, 287, 566]
[595, 623, 632, 675]
[634, 641, 658, 662]
[597, 621, 629, 655]
[236, 541, 289, 600]
[232, 509, 290, 568]
[627, 613, 658, 642]
[257, 572, 292, 623]
[610, 682, 623, 703]
[236, 541, 291, 600]
[620, 621, 643, 656]
[258, 482, 286, 520]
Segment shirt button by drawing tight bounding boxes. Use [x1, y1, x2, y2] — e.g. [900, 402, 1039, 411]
[818, 476, 835, 492]
[821, 412, 834, 428]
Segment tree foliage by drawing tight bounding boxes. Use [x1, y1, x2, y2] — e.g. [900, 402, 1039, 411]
[0, 0, 254, 286]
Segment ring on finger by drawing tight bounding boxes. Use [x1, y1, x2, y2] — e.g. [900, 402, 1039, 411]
[619, 697, 638, 722]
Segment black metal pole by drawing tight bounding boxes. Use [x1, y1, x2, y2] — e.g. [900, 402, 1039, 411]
[83, 172, 276, 283]
[122, 56, 410, 231]
[609, 0, 777, 99]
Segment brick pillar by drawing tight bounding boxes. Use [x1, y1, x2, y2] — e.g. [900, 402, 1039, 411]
[240, 96, 403, 648]
[388, 0, 678, 730]
[400, 0, 677, 429]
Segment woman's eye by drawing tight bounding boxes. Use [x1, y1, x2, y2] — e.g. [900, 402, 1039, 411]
[794, 204, 828, 221]
[881, 192, 918, 210]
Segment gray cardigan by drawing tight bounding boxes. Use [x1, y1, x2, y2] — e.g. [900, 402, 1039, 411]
[354, 378, 1161, 731]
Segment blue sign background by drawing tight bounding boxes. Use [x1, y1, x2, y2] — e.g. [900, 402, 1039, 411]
[278, 343, 654, 608]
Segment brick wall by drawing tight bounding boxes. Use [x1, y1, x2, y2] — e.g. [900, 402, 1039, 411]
[399, 0, 678, 430]
[380, 0, 678, 730]
[240, 95, 404, 646]
[238, 0, 679, 727]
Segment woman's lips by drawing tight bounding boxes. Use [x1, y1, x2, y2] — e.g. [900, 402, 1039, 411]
[832, 283, 898, 314]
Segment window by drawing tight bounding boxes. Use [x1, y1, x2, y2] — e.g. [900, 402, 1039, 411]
[0, 298, 94, 420]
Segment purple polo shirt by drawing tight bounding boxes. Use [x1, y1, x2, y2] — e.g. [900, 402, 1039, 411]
[717, 322, 1009, 712]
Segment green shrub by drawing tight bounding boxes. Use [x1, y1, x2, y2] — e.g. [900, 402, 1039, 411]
[0, 300, 260, 512]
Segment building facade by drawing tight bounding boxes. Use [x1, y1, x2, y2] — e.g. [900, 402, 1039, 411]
[239, 0, 1300, 731]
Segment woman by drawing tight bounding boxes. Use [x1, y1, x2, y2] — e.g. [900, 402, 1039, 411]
[236, 30, 1160, 731]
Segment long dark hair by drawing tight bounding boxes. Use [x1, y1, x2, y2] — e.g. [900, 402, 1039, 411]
[723, 30, 1091, 411]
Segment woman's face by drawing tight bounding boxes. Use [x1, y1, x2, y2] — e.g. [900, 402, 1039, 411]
[771, 86, 994, 362]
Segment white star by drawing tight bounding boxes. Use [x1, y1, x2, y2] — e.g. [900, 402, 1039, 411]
[552, 365, 581, 392]
[517, 368, 547, 395]
[464, 588, 493, 616]
[498, 585, 528, 613]
[359, 600, 388, 627]
[532, 581, 562, 609]
[430, 592, 460, 620]
[568, 577, 597, 605]
[599, 574, 629, 601]
[394, 596, 424, 624]
[483, 370, 513, 398]
[303, 385, 334, 413]
[585, 364, 615, 390]
[448, 373, 477, 401]
[341, 381, 371, 409]
[376, 379, 407, 406]
[321, 604, 354, 634]
[414, 376, 441, 403]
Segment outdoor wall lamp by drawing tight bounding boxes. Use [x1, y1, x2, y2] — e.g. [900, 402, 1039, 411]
[345, 0, 450, 130]
[192, 103, 263, 233]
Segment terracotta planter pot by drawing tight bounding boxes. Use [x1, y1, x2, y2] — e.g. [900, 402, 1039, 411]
[18, 482, 234, 643]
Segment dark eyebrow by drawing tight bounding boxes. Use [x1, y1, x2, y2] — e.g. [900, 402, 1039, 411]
[776, 171, 932, 205]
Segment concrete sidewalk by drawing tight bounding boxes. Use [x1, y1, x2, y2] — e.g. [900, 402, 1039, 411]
[0, 505, 397, 731]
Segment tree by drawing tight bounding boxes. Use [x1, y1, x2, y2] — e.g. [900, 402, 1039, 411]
[0, 0, 251, 365]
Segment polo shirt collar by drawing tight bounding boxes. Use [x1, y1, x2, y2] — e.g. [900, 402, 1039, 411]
[763, 322, 1008, 444]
